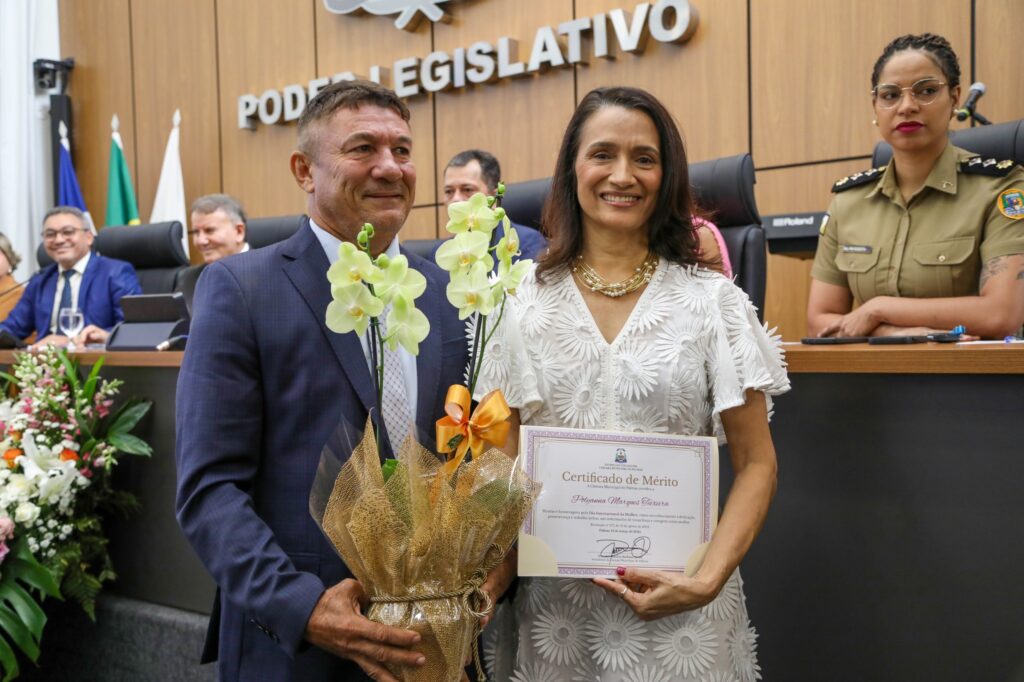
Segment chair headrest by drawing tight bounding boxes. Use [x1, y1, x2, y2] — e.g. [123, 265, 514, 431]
[95, 222, 189, 268]
[688, 154, 761, 227]
[500, 153, 761, 232]
[501, 178, 551, 231]
[247, 215, 303, 250]
[872, 118, 1024, 167]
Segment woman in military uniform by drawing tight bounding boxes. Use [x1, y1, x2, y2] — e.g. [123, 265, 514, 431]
[807, 33, 1024, 339]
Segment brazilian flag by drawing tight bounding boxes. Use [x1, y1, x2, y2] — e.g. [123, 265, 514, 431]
[105, 114, 140, 226]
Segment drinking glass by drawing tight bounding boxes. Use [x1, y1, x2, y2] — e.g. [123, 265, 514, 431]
[58, 307, 84, 351]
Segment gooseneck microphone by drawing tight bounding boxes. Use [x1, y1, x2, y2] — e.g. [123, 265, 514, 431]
[955, 82, 986, 122]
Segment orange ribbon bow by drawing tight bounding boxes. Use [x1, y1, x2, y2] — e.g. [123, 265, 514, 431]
[435, 384, 511, 475]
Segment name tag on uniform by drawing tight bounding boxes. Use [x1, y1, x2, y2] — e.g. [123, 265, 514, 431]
[840, 245, 873, 254]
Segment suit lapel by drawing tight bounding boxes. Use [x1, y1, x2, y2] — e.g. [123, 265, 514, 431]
[37, 266, 59, 334]
[78, 254, 100, 308]
[281, 220, 376, 415]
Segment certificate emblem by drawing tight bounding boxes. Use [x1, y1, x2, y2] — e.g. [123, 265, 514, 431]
[614, 448, 627, 463]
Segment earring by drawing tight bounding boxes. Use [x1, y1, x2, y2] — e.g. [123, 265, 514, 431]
[872, 119, 877, 126]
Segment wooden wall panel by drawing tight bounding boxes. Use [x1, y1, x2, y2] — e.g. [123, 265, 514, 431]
[750, 0, 971, 168]
[576, 0, 749, 164]
[216, 0, 315, 219]
[404, 205, 439, 241]
[757, 158, 868, 339]
[131, 0, 220, 250]
[975, 0, 1024, 127]
[315, 5, 437, 211]
[58, 0, 136, 226]
[432, 1, 577, 207]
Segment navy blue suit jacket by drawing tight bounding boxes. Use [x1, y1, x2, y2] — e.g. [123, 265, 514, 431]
[174, 220, 469, 681]
[0, 254, 141, 340]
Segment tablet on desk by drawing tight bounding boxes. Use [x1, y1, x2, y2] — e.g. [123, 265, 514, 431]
[801, 336, 870, 345]
[868, 336, 928, 345]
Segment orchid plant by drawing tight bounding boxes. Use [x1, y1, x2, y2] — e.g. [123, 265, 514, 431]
[436, 184, 531, 398]
[325, 224, 429, 457]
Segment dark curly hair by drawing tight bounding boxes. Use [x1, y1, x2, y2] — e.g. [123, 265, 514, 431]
[536, 86, 705, 282]
[871, 33, 961, 88]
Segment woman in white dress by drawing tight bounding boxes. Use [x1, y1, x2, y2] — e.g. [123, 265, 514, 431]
[476, 86, 789, 682]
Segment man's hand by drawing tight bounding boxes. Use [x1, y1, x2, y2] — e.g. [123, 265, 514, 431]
[305, 579, 425, 681]
[29, 334, 68, 351]
[73, 325, 109, 348]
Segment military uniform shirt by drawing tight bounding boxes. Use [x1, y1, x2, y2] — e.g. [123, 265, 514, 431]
[811, 143, 1024, 303]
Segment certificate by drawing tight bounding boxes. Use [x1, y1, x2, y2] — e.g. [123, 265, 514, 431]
[518, 425, 718, 578]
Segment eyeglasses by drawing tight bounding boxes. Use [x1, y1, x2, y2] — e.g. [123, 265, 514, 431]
[41, 226, 87, 241]
[872, 79, 948, 109]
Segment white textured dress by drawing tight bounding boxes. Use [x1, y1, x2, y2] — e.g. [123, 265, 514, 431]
[474, 261, 790, 682]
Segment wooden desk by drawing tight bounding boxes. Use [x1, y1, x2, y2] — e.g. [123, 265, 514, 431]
[784, 341, 1024, 374]
[7, 348, 1021, 679]
[737, 343, 1024, 681]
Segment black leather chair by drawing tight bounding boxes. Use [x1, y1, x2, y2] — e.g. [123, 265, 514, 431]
[246, 215, 303, 249]
[497, 153, 767, 319]
[872, 118, 1024, 167]
[39, 222, 190, 294]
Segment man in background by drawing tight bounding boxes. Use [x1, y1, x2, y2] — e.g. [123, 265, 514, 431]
[176, 194, 250, 311]
[442, 149, 547, 260]
[0, 206, 141, 347]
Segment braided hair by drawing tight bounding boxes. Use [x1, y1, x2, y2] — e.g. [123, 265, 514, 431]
[871, 33, 961, 88]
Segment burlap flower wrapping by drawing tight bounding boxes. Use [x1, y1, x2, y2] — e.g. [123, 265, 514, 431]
[311, 417, 539, 682]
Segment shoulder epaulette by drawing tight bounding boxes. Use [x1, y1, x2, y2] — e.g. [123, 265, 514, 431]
[960, 157, 1017, 177]
[832, 166, 885, 193]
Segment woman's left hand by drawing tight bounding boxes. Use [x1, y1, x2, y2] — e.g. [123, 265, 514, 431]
[593, 566, 721, 621]
[819, 297, 885, 337]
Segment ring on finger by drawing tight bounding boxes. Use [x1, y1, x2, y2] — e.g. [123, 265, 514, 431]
[620, 585, 628, 596]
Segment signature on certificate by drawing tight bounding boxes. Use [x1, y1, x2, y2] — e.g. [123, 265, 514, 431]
[597, 536, 652, 559]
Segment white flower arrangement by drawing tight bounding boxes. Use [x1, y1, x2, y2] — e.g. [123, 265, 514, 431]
[0, 348, 152, 679]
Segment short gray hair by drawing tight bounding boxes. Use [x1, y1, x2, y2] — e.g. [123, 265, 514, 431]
[43, 205, 85, 224]
[190, 194, 247, 226]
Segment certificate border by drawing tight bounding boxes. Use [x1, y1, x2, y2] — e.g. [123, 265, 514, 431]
[521, 426, 716, 577]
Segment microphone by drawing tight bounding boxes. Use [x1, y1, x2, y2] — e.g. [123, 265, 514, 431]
[955, 82, 986, 121]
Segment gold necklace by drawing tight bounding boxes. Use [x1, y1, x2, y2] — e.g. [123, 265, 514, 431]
[571, 252, 658, 298]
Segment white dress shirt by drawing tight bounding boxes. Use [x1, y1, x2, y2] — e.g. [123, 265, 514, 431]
[308, 219, 418, 422]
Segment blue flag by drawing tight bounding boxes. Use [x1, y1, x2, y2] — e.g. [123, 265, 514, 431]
[57, 134, 96, 233]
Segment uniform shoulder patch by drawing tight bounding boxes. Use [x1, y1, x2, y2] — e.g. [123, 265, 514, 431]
[832, 166, 885, 193]
[997, 188, 1024, 220]
[960, 157, 1018, 177]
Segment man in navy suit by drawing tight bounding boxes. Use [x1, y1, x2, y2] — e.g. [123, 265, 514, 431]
[0, 206, 141, 347]
[442, 149, 547, 260]
[175, 81, 471, 681]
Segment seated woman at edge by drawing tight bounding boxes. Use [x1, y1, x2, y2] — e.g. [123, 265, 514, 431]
[807, 33, 1024, 339]
[476, 86, 789, 681]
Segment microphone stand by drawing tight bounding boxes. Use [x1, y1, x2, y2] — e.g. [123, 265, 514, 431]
[958, 107, 992, 126]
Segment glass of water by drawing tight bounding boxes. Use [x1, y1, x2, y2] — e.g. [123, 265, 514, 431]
[58, 307, 85, 351]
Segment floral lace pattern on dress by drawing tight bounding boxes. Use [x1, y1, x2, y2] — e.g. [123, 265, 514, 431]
[476, 261, 789, 681]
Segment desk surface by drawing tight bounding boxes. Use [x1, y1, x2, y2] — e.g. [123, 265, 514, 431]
[3, 344, 1022, 374]
[782, 342, 1024, 374]
[0, 350, 184, 368]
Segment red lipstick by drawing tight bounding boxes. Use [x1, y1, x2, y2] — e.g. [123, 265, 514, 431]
[896, 122, 924, 133]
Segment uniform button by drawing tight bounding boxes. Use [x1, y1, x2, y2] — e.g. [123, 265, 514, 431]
[938, 254, 946, 263]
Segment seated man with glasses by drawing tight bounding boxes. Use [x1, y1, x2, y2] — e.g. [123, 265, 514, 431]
[0, 206, 142, 348]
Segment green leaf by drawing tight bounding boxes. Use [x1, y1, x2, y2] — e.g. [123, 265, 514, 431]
[81, 357, 106, 402]
[8, 542, 62, 598]
[106, 401, 151, 437]
[107, 433, 152, 457]
[0, 607, 38, 661]
[0, 583, 46, 637]
[0, 635, 20, 682]
[58, 352, 80, 392]
[381, 459, 398, 482]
